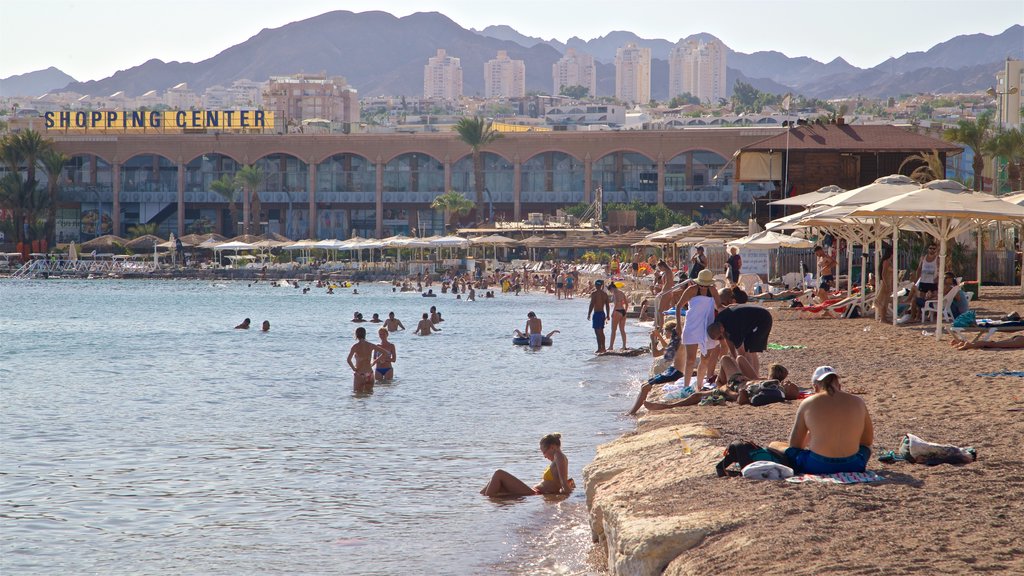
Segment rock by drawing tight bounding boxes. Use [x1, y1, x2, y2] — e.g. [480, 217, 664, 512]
[584, 424, 741, 575]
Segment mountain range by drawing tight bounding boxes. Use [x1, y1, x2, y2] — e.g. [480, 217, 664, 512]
[2, 11, 1021, 101]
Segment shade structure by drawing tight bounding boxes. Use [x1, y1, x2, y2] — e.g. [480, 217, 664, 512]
[727, 230, 814, 250]
[813, 175, 919, 208]
[642, 223, 701, 244]
[429, 236, 470, 248]
[765, 205, 829, 230]
[768, 185, 845, 206]
[1000, 192, 1024, 208]
[178, 233, 224, 246]
[213, 241, 256, 252]
[312, 239, 346, 249]
[124, 234, 164, 251]
[80, 234, 127, 252]
[471, 234, 519, 246]
[851, 179, 1024, 339]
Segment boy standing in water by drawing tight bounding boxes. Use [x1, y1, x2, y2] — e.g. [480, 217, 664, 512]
[347, 327, 391, 393]
[588, 280, 610, 354]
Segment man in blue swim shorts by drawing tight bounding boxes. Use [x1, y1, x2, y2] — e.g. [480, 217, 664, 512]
[588, 280, 610, 354]
[772, 366, 874, 475]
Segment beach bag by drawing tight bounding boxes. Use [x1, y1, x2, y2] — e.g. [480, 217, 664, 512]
[716, 441, 788, 477]
[748, 380, 786, 407]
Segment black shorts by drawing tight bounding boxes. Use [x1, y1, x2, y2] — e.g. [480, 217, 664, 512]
[918, 282, 938, 294]
[820, 274, 834, 291]
[741, 315, 773, 353]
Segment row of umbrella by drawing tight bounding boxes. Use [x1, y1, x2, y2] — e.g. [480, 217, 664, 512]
[763, 175, 1024, 339]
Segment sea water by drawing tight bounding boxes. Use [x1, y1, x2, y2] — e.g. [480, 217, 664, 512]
[0, 279, 652, 575]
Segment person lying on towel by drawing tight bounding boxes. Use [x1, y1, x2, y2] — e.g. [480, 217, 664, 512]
[769, 366, 874, 475]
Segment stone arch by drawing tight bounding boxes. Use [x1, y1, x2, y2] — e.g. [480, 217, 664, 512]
[592, 151, 657, 204]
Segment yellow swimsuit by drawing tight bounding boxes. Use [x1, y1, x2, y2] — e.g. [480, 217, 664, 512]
[542, 464, 556, 483]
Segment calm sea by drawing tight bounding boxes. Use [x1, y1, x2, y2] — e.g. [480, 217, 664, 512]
[0, 279, 652, 575]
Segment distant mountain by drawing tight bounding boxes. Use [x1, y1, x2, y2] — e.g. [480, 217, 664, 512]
[33, 12, 1024, 101]
[0, 67, 77, 97]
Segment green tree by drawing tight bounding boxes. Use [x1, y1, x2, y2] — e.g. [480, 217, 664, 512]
[210, 174, 240, 236]
[12, 129, 51, 191]
[603, 200, 692, 231]
[899, 149, 945, 184]
[0, 173, 49, 245]
[234, 165, 265, 235]
[731, 81, 761, 113]
[943, 114, 993, 191]
[668, 93, 700, 108]
[719, 203, 750, 222]
[39, 149, 68, 247]
[559, 85, 590, 99]
[454, 116, 502, 219]
[430, 191, 475, 231]
[987, 127, 1024, 193]
[127, 223, 157, 238]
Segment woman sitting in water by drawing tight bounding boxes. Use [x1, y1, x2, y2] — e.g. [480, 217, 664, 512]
[481, 433, 575, 497]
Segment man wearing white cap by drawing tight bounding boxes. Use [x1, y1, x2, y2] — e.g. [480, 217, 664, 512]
[772, 366, 874, 475]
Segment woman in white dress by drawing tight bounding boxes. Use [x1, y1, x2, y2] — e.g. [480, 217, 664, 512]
[674, 269, 721, 388]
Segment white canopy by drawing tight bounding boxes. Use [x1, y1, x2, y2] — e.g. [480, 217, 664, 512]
[430, 236, 470, 248]
[642, 223, 701, 243]
[768, 185, 845, 206]
[727, 230, 814, 250]
[471, 234, 519, 245]
[813, 175, 919, 208]
[213, 241, 256, 252]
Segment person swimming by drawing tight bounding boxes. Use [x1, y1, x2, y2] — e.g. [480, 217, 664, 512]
[480, 433, 575, 497]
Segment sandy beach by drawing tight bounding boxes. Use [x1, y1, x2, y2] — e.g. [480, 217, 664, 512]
[585, 286, 1023, 575]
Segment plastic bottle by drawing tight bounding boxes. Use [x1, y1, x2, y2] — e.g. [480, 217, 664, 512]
[753, 281, 763, 295]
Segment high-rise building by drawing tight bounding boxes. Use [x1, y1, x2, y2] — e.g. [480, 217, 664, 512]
[484, 50, 526, 99]
[424, 49, 463, 101]
[553, 48, 597, 97]
[669, 38, 728, 104]
[165, 83, 199, 109]
[994, 58, 1022, 129]
[263, 74, 359, 126]
[615, 43, 651, 105]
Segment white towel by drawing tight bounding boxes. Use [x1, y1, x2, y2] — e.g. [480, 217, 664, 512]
[741, 461, 794, 480]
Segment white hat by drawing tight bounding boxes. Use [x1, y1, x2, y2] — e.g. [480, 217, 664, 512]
[812, 365, 838, 384]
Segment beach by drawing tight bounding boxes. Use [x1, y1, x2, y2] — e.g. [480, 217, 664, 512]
[585, 286, 1023, 575]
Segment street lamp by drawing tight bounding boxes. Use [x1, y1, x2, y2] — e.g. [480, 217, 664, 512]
[986, 85, 1019, 193]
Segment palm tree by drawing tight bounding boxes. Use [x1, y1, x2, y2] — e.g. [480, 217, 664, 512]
[210, 174, 240, 236]
[720, 203, 750, 222]
[234, 164, 265, 235]
[987, 127, 1024, 193]
[899, 149, 945, 184]
[943, 114, 993, 191]
[12, 129, 52, 190]
[0, 173, 49, 246]
[430, 191, 475, 232]
[0, 134, 24, 174]
[127, 223, 158, 238]
[39, 149, 68, 246]
[454, 116, 502, 219]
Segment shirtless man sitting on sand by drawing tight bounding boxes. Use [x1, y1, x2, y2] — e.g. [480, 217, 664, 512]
[769, 366, 874, 475]
[346, 327, 392, 393]
[414, 313, 441, 335]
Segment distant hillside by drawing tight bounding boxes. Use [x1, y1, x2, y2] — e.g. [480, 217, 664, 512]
[0, 67, 77, 97]
[29, 12, 1022, 101]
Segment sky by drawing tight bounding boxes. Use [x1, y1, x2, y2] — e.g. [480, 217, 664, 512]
[1, 0, 1021, 81]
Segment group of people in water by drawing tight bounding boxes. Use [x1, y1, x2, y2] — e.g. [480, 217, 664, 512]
[234, 317, 270, 331]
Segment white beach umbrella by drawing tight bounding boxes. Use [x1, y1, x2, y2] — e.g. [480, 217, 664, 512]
[68, 241, 77, 262]
[768, 184, 845, 206]
[851, 180, 1024, 338]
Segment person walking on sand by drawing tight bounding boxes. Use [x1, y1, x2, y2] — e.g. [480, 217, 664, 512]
[675, 269, 721, 388]
[481, 433, 575, 497]
[769, 366, 873, 475]
[587, 280, 611, 354]
[374, 327, 397, 380]
[384, 311, 406, 332]
[415, 313, 441, 335]
[814, 245, 837, 301]
[609, 282, 629, 350]
[346, 326, 391, 393]
[726, 246, 742, 286]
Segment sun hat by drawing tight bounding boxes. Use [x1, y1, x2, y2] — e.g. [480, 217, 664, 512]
[695, 269, 716, 286]
[812, 365, 838, 384]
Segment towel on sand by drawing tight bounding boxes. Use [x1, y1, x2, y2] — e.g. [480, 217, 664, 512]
[786, 471, 886, 484]
[977, 371, 1024, 378]
[767, 343, 807, 350]
[742, 461, 794, 480]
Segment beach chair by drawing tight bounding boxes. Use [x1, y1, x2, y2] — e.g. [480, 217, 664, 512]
[950, 321, 1024, 343]
[921, 285, 961, 324]
[778, 296, 857, 319]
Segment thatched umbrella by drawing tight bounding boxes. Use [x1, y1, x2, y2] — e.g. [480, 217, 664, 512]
[124, 234, 164, 251]
[80, 234, 127, 253]
[179, 232, 226, 246]
[227, 234, 264, 244]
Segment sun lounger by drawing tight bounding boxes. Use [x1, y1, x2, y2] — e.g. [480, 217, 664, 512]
[950, 319, 1024, 342]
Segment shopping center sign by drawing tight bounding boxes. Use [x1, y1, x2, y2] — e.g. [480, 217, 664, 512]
[43, 109, 275, 133]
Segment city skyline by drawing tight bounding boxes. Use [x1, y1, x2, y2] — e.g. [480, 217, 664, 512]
[2, 0, 1020, 83]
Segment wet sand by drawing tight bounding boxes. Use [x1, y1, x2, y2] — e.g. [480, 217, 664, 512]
[590, 286, 1023, 575]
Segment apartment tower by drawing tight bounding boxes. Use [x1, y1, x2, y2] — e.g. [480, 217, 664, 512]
[484, 50, 527, 98]
[553, 48, 597, 97]
[424, 49, 464, 100]
[669, 38, 727, 103]
[615, 43, 651, 105]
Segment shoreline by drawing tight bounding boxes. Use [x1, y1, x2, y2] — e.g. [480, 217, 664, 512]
[582, 286, 1023, 575]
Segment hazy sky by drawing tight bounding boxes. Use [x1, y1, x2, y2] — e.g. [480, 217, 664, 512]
[2, 0, 1021, 81]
